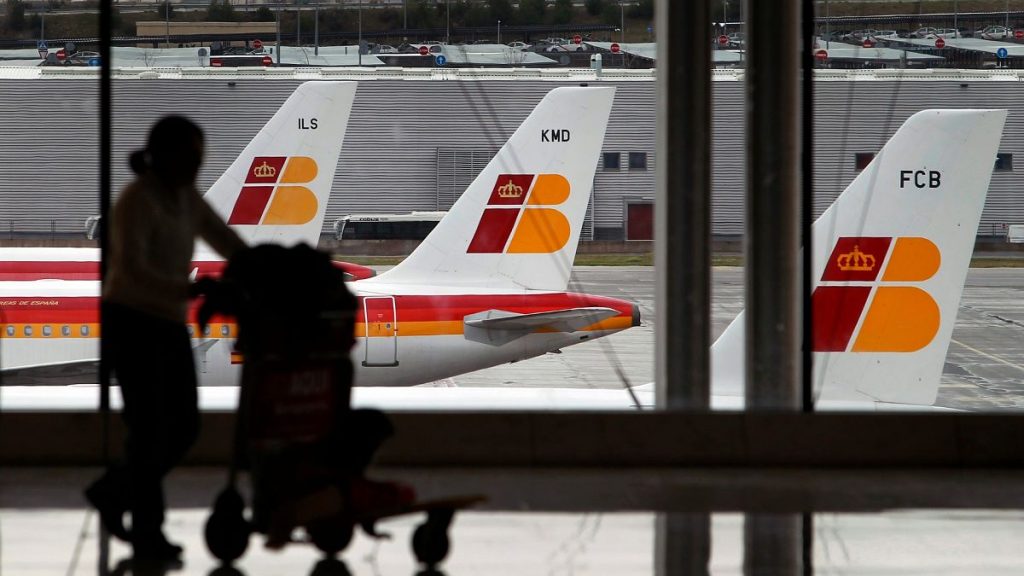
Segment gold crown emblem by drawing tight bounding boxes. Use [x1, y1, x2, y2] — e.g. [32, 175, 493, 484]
[836, 245, 876, 272]
[497, 178, 524, 199]
[253, 161, 277, 179]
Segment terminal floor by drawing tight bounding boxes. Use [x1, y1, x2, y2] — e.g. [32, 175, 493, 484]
[4, 467, 1024, 575]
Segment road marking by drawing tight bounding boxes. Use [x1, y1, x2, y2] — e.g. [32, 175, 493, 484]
[951, 338, 1024, 373]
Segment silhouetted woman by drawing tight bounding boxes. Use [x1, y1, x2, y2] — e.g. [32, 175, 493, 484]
[86, 116, 246, 562]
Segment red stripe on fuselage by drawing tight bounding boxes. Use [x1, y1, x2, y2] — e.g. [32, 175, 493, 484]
[356, 293, 635, 323]
[0, 293, 634, 325]
[0, 260, 375, 282]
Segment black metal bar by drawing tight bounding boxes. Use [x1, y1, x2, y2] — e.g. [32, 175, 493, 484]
[654, 0, 710, 410]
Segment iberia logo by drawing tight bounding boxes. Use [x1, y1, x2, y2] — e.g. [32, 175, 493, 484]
[467, 174, 571, 253]
[228, 156, 318, 225]
[813, 236, 941, 353]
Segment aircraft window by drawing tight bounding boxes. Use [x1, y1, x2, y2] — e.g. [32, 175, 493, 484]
[80, 325, 89, 336]
[603, 152, 621, 170]
[203, 325, 211, 336]
[24, 326, 33, 336]
[995, 153, 1013, 172]
[220, 325, 230, 336]
[62, 325, 71, 337]
[6, 326, 13, 337]
[855, 152, 875, 171]
[628, 152, 647, 170]
[42, 325, 53, 337]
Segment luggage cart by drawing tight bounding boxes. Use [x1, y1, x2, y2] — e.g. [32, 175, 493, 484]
[197, 245, 479, 569]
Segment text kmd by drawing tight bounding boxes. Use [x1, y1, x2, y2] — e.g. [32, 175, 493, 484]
[541, 129, 570, 143]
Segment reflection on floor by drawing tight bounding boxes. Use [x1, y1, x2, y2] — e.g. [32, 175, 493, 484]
[4, 468, 1024, 575]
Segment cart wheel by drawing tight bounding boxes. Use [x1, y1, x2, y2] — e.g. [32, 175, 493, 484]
[204, 487, 251, 563]
[411, 521, 450, 568]
[308, 517, 355, 556]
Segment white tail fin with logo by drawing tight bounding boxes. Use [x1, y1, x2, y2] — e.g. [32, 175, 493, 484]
[367, 87, 616, 291]
[711, 109, 1008, 408]
[202, 81, 357, 247]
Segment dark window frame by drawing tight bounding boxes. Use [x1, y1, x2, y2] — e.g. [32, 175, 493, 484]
[628, 152, 648, 171]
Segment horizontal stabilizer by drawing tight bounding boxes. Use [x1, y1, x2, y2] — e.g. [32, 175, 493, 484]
[464, 306, 619, 345]
[1, 359, 98, 386]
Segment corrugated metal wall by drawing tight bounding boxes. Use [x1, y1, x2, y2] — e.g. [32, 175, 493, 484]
[0, 76, 1021, 239]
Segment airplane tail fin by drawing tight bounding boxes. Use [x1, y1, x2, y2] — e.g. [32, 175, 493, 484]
[711, 109, 1008, 407]
[367, 87, 616, 291]
[202, 81, 357, 247]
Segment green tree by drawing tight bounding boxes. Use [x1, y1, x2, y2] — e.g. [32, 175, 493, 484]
[463, 2, 489, 27]
[627, 0, 653, 19]
[488, 0, 514, 25]
[254, 6, 275, 22]
[585, 0, 606, 17]
[600, 3, 619, 26]
[550, 0, 573, 25]
[158, 1, 174, 20]
[408, 0, 435, 29]
[6, 0, 28, 31]
[207, 0, 236, 22]
[518, 0, 546, 25]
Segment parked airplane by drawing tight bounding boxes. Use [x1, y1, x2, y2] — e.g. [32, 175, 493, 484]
[0, 80, 360, 384]
[1, 85, 638, 388]
[0, 79, 374, 283]
[1, 109, 1006, 409]
[347, 108, 1007, 408]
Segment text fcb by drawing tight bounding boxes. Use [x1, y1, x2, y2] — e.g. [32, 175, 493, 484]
[467, 174, 572, 254]
[813, 236, 942, 353]
[228, 156, 319, 225]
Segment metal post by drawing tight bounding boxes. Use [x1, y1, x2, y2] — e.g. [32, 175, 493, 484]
[314, 0, 319, 56]
[655, 0, 710, 411]
[275, 3, 281, 66]
[446, 0, 450, 45]
[498, 19, 501, 44]
[1005, 0, 1010, 28]
[358, 0, 362, 67]
[954, 0, 958, 36]
[744, 515, 803, 575]
[656, 514, 711, 576]
[403, 0, 407, 34]
[296, 0, 301, 47]
[743, 0, 803, 569]
[744, 0, 801, 412]
[41, 10, 45, 43]
[620, 2, 625, 44]
[653, 0, 713, 569]
[164, 1, 169, 48]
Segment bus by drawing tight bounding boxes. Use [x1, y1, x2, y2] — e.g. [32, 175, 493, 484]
[333, 211, 447, 241]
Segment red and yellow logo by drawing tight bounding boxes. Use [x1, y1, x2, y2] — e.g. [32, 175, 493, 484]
[813, 236, 941, 353]
[467, 174, 571, 254]
[228, 156, 318, 225]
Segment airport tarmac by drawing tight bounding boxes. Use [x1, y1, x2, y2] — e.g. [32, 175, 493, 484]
[441, 266, 1024, 412]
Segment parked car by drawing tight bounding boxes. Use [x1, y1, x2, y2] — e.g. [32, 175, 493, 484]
[727, 32, 745, 48]
[909, 27, 940, 39]
[977, 25, 1012, 40]
[507, 41, 531, 50]
[843, 29, 881, 42]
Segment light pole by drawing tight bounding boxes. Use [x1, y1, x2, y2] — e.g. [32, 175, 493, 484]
[358, 0, 362, 67]
[296, 0, 301, 47]
[314, 0, 319, 56]
[446, 0, 450, 45]
[164, 1, 169, 48]
[275, 3, 281, 66]
[620, 2, 625, 43]
[722, 0, 727, 34]
[498, 19, 501, 44]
